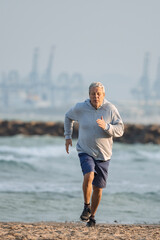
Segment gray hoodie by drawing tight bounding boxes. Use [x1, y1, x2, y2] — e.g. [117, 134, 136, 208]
[64, 99, 124, 161]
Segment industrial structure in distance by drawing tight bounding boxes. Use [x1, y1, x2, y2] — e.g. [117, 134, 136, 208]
[131, 52, 160, 103]
[0, 47, 85, 113]
[0, 48, 160, 122]
[130, 52, 160, 119]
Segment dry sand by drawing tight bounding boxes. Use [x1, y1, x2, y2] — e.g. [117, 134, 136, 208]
[0, 222, 160, 240]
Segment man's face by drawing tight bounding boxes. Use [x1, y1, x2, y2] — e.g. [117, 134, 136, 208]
[89, 87, 105, 109]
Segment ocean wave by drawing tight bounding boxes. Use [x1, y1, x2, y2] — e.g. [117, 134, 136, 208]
[0, 145, 68, 158]
[0, 183, 81, 194]
[134, 149, 160, 161]
[0, 190, 159, 203]
[103, 191, 160, 203]
[114, 143, 160, 161]
[0, 154, 41, 167]
[0, 158, 37, 171]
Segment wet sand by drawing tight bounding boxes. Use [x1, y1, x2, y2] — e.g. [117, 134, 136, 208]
[0, 222, 159, 240]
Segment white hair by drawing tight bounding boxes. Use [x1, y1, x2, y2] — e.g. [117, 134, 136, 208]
[89, 82, 105, 94]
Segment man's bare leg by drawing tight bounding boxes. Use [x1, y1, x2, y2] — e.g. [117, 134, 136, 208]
[83, 172, 94, 204]
[85, 184, 103, 227]
[80, 172, 94, 221]
[91, 185, 103, 217]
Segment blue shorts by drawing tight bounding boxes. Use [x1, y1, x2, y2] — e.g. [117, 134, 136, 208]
[78, 153, 110, 189]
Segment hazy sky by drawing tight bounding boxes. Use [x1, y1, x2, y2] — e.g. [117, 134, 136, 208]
[0, 0, 160, 99]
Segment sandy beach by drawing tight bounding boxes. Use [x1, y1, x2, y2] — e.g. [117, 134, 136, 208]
[0, 222, 159, 240]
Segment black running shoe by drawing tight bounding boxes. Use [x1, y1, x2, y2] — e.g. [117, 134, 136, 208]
[86, 217, 96, 227]
[80, 206, 91, 221]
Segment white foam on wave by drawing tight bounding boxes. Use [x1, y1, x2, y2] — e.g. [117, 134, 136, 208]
[107, 181, 160, 195]
[136, 149, 160, 161]
[113, 143, 160, 163]
[0, 181, 81, 193]
[0, 145, 67, 158]
[0, 154, 40, 166]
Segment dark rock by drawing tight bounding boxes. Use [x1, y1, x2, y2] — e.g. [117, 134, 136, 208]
[0, 120, 160, 144]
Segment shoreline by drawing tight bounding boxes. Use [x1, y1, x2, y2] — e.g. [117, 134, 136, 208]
[0, 222, 160, 239]
[0, 119, 160, 144]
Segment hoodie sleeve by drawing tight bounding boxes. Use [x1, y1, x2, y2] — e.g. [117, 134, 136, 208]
[64, 104, 79, 139]
[105, 107, 124, 138]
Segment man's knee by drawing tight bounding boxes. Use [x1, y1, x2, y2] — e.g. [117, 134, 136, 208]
[84, 172, 94, 184]
[93, 185, 103, 193]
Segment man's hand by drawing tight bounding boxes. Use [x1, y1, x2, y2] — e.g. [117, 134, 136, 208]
[96, 116, 106, 130]
[65, 139, 72, 154]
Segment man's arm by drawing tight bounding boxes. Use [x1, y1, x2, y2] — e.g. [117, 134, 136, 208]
[97, 109, 124, 138]
[96, 116, 106, 130]
[64, 104, 79, 153]
[65, 139, 72, 154]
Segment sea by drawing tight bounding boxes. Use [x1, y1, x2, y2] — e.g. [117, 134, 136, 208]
[0, 135, 159, 224]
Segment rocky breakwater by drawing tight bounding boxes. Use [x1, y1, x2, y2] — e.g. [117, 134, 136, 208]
[117, 124, 160, 144]
[0, 120, 160, 144]
[0, 120, 77, 139]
